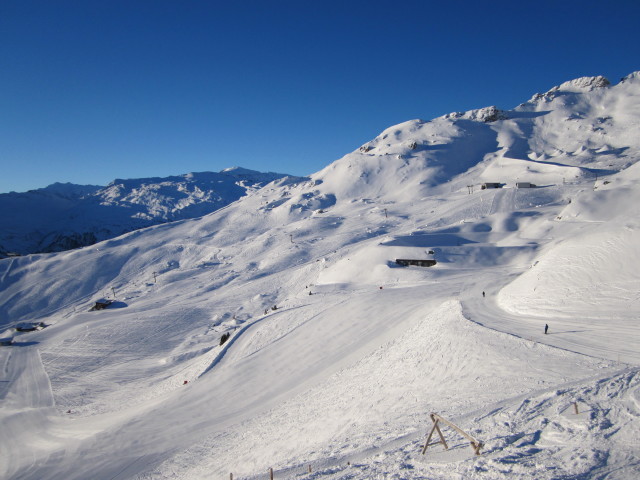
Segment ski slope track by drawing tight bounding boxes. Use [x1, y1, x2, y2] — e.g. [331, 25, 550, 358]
[1, 72, 640, 479]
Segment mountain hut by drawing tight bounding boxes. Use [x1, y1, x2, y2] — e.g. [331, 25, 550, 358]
[395, 259, 437, 267]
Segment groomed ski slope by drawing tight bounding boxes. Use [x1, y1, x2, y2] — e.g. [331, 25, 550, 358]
[1, 73, 640, 479]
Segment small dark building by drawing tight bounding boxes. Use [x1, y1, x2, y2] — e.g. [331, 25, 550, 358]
[15, 322, 46, 332]
[516, 182, 536, 188]
[395, 259, 437, 267]
[481, 183, 502, 189]
[90, 300, 113, 311]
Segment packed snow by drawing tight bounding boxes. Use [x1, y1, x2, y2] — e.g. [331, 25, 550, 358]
[1, 73, 639, 480]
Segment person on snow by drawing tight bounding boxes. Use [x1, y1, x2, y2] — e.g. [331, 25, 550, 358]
[544, 324, 549, 334]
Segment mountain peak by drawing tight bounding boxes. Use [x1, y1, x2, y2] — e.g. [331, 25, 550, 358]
[528, 75, 611, 103]
[553, 75, 611, 92]
[40, 182, 102, 197]
[220, 166, 257, 175]
[620, 71, 640, 83]
[444, 105, 508, 123]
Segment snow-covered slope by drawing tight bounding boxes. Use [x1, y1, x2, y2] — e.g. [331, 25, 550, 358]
[1, 72, 640, 480]
[0, 167, 293, 256]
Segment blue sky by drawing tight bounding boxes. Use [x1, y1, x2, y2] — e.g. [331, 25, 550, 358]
[1, 0, 639, 193]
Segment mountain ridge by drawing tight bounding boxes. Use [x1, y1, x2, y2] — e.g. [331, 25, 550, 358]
[4, 72, 638, 257]
[0, 168, 296, 256]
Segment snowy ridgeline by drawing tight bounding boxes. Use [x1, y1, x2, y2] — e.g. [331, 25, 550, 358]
[0, 167, 296, 256]
[1, 72, 640, 480]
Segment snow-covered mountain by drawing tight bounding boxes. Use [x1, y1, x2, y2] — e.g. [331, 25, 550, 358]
[0, 167, 294, 256]
[1, 72, 640, 480]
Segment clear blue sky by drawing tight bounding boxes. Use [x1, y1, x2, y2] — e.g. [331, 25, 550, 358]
[1, 0, 639, 193]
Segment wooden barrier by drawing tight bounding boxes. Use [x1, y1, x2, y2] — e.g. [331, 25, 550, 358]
[422, 413, 483, 455]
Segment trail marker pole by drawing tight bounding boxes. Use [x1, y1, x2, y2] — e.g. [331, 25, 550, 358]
[111, 286, 116, 298]
[153, 271, 157, 283]
[574, 402, 579, 414]
[270, 467, 274, 479]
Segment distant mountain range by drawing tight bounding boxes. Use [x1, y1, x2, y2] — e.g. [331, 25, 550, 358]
[0, 167, 296, 256]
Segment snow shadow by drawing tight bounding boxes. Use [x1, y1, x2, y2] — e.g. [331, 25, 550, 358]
[107, 301, 128, 309]
[593, 146, 629, 157]
[426, 120, 500, 181]
[0, 380, 9, 399]
[8, 341, 39, 347]
[507, 110, 552, 119]
[580, 165, 620, 178]
[524, 157, 585, 169]
[380, 233, 478, 248]
[523, 157, 619, 178]
[502, 211, 540, 232]
[547, 329, 589, 335]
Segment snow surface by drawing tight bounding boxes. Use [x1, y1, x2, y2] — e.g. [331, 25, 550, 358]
[1, 73, 640, 479]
